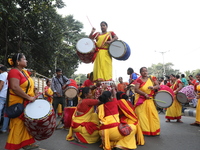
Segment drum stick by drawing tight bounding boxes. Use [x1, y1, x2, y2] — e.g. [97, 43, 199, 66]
[153, 99, 166, 103]
[34, 92, 43, 99]
[86, 16, 93, 27]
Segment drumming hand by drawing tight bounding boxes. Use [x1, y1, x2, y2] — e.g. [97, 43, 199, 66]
[29, 96, 37, 102]
[105, 41, 112, 45]
[145, 94, 150, 99]
[91, 27, 96, 33]
[148, 86, 154, 90]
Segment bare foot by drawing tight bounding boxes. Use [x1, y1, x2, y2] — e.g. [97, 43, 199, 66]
[166, 119, 170, 122]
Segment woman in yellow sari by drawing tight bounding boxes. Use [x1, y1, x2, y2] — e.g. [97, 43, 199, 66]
[134, 67, 160, 136]
[66, 87, 100, 144]
[5, 53, 38, 150]
[116, 92, 145, 146]
[89, 21, 118, 81]
[165, 74, 183, 123]
[44, 79, 62, 117]
[98, 90, 137, 150]
[190, 73, 200, 126]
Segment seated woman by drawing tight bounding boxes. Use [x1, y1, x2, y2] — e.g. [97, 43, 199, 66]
[66, 87, 100, 144]
[116, 92, 145, 146]
[98, 90, 137, 150]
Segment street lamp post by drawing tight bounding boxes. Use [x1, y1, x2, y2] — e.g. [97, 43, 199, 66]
[155, 50, 170, 78]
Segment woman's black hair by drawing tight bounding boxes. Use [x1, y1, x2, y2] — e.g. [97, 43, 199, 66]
[189, 75, 193, 78]
[46, 79, 51, 85]
[176, 74, 180, 79]
[8, 53, 24, 67]
[140, 67, 147, 73]
[0, 66, 7, 72]
[116, 91, 128, 100]
[170, 74, 176, 77]
[165, 75, 170, 80]
[79, 87, 90, 99]
[100, 21, 108, 27]
[127, 67, 134, 74]
[98, 91, 111, 104]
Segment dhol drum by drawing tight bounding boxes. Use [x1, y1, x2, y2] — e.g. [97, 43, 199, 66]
[64, 79, 78, 99]
[177, 85, 196, 102]
[154, 85, 174, 108]
[63, 107, 76, 128]
[24, 99, 56, 141]
[76, 38, 96, 63]
[109, 40, 131, 60]
[176, 92, 188, 104]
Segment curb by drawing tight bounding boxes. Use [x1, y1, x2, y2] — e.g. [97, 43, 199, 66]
[183, 108, 196, 117]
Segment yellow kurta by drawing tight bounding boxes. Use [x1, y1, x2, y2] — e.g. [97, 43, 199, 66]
[135, 78, 160, 136]
[66, 107, 100, 144]
[93, 32, 112, 81]
[5, 69, 35, 150]
[195, 85, 200, 124]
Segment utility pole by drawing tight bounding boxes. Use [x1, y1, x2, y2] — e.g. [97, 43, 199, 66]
[155, 50, 170, 77]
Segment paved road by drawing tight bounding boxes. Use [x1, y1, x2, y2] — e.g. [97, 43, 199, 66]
[0, 114, 200, 150]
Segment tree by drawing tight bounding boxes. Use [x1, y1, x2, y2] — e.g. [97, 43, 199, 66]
[148, 62, 180, 77]
[0, 0, 86, 77]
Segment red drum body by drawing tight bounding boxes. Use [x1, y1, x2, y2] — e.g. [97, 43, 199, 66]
[154, 85, 174, 108]
[24, 99, 56, 141]
[64, 79, 78, 99]
[76, 38, 96, 64]
[64, 107, 76, 128]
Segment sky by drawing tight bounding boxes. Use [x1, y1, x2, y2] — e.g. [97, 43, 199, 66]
[57, 0, 200, 82]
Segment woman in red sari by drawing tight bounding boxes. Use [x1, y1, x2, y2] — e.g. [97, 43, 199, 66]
[66, 87, 100, 144]
[165, 74, 183, 123]
[6, 53, 38, 150]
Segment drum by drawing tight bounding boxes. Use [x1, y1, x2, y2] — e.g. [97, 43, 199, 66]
[64, 79, 78, 99]
[76, 38, 96, 63]
[179, 85, 196, 99]
[176, 92, 188, 104]
[63, 107, 76, 128]
[109, 40, 131, 60]
[24, 99, 56, 141]
[154, 85, 174, 108]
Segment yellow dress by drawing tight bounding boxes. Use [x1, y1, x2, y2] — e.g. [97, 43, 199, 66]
[165, 80, 182, 120]
[5, 69, 35, 149]
[195, 85, 200, 124]
[98, 99, 137, 150]
[66, 106, 100, 144]
[134, 77, 160, 136]
[93, 32, 112, 81]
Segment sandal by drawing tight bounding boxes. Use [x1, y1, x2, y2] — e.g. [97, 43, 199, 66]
[165, 119, 170, 122]
[23, 144, 39, 150]
[177, 120, 183, 123]
[190, 122, 199, 126]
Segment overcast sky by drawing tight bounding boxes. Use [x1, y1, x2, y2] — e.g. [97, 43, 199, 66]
[57, 0, 200, 82]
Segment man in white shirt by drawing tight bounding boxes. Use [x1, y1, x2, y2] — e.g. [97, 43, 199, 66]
[0, 65, 8, 133]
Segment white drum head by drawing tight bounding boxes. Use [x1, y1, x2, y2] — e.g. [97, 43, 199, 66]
[76, 38, 95, 53]
[25, 99, 51, 119]
[154, 91, 173, 108]
[176, 92, 188, 104]
[65, 88, 78, 98]
[109, 41, 126, 58]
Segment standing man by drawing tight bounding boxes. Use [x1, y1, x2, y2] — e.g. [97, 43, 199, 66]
[51, 68, 71, 115]
[127, 67, 138, 84]
[181, 74, 188, 87]
[117, 77, 128, 92]
[0, 65, 9, 133]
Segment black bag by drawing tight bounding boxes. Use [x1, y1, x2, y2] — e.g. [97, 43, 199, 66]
[5, 70, 29, 118]
[5, 103, 24, 118]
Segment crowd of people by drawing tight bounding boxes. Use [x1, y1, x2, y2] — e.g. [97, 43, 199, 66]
[0, 21, 199, 150]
